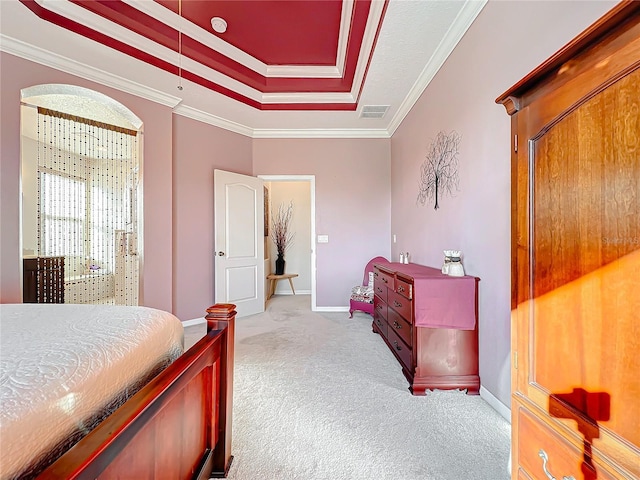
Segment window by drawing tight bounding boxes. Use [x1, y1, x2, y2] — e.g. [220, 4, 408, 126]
[39, 170, 86, 276]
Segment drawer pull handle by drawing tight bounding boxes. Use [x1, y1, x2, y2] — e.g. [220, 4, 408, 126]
[393, 321, 402, 330]
[382, 278, 388, 284]
[394, 300, 402, 308]
[393, 341, 402, 351]
[397, 285, 405, 293]
[538, 449, 576, 480]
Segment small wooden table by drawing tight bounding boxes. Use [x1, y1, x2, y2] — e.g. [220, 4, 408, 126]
[266, 273, 298, 299]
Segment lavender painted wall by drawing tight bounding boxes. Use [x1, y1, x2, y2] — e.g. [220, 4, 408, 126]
[253, 138, 391, 308]
[390, 1, 617, 407]
[172, 114, 253, 321]
[0, 53, 173, 311]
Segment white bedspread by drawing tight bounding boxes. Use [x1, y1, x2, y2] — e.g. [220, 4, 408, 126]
[0, 304, 184, 480]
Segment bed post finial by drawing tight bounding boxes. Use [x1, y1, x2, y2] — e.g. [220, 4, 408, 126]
[205, 303, 236, 330]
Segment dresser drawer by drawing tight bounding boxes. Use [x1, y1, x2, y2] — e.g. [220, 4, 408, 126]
[395, 275, 412, 300]
[373, 296, 388, 322]
[386, 327, 412, 371]
[388, 290, 412, 323]
[374, 267, 394, 291]
[374, 282, 387, 303]
[387, 308, 412, 348]
[373, 310, 387, 337]
[517, 407, 618, 480]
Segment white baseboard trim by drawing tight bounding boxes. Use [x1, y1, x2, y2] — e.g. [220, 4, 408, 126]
[314, 306, 350, 312]
[273, 289, 312, 295]
[182, 317, 206, 327]
[480, 386, 511, 423]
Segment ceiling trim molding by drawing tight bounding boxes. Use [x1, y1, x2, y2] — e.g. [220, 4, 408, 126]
[173, 105, 391, 138]
[173, 104, 391, 139]
[126, 0, 351, 79]
[20, 0, 376, 108]
[260, 91, 357, 104]
[386, 0, 488, 136]
[0, 34, 183, 108]
[251, 128, 391, 139]
[1, 33, 394, 139]
[173, 105, 254, 137]
[349, 0, 387, 102]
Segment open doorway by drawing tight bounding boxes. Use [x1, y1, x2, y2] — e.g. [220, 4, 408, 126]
[259, 175, 316, 310]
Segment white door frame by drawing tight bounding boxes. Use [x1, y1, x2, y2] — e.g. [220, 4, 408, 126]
[258, 175, 316, 311]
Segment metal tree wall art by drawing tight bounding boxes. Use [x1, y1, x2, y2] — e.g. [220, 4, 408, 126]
[417, 131, 461, 210]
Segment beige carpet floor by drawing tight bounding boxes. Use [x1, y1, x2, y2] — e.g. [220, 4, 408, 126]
[185, 295, 511, 480]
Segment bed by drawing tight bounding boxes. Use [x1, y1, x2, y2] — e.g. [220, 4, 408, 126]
[0, 302, 235, 480]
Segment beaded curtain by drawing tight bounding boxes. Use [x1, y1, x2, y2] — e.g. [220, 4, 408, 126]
[36, 107, 140, 305]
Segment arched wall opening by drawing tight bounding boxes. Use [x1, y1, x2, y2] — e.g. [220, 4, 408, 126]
[20, 84, 144, 305]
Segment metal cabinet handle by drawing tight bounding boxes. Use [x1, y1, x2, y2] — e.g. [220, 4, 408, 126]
[538, 449, 576, 480]
[393, 321, 402, 330]
[393, 341, 402, 351]
[397, 285, 405, 293]
[394, 300, 402, 308]
[217, 251, 225, 256]
[382, 277, 388, 284]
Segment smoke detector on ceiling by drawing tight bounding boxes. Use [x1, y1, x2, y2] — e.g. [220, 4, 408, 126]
[360, 105, 389, 119]
[211, 17, 227, 33]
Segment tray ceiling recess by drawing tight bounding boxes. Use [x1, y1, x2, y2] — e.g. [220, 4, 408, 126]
[19, 0, 388, 111]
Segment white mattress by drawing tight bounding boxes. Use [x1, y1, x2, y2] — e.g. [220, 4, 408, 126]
[0, 304, 184, 480]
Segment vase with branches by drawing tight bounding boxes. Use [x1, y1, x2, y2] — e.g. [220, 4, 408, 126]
[270, 201, 294, 275]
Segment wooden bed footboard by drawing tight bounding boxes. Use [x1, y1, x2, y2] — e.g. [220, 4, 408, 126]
[36, 303, 236, 480]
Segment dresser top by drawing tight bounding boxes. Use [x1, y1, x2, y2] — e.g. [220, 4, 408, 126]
[376, 262, 479, 281]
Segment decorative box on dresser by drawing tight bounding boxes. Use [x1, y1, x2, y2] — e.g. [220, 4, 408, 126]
[496, 3, 640, 479]
[372, 262, 480, 395]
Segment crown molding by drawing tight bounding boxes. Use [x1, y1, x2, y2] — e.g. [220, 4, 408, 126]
[174, 104, 392, 138]
[1, 33, 389, 139]
[173, 104, 254, 137]
[251, 127, 391, 139]
[0, 34, 183, 108]
[386, 0, 487, 136]
[125, 0, 351, 79]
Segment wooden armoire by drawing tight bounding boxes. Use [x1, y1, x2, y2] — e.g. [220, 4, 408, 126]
[496, 2, 639, 479]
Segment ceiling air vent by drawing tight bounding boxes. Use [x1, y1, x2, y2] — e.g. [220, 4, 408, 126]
[360, 105, 389, 118]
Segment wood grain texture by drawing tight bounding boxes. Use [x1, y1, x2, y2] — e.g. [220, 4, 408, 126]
[500, 5, 640, 479]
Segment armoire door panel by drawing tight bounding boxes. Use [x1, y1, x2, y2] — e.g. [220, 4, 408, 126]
[531, 68, 640, 298]
[525, 68, 640, 448]
[497, 4, 640, 479]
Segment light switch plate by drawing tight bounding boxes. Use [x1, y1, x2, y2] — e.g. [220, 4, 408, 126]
[317, 234, 329, 243]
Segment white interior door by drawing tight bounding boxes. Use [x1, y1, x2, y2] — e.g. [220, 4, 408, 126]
[214, 170, 265, 317]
